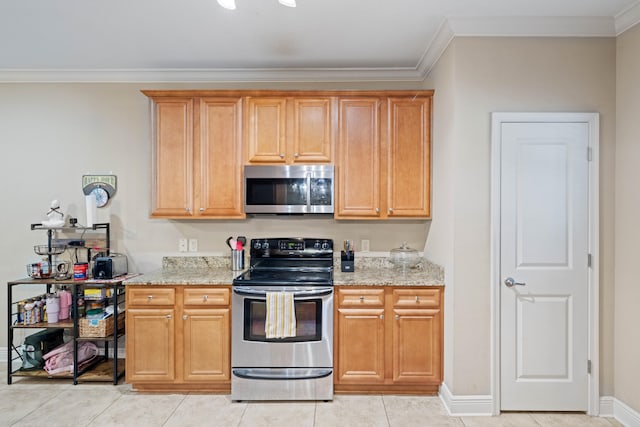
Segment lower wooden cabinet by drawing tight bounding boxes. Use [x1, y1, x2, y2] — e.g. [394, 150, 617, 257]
[335, 286, 443, 394]
[126, 285, 231, 392]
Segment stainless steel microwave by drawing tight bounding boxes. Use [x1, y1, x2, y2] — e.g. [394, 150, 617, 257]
[244, 165, 334, 214]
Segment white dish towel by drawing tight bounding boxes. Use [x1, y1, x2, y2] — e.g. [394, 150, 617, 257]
[265, 292, 296, 339]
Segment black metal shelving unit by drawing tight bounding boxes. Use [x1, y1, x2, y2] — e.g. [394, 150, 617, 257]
[7, 222, 126, 385]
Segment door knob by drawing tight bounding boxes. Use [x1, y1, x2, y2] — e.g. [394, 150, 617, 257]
[504, 277, 526, 287]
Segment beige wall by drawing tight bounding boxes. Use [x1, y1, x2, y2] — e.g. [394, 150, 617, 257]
[425, 37, 617, 396]
[0, 81, 429, 346]
[615, 23, 640, 412]
[422, 45, 457, 385]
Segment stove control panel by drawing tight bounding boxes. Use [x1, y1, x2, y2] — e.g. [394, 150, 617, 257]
[279, 239, 305, 251]
[250, 238, 333, 258]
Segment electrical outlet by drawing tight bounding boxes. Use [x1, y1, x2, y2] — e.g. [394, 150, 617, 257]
[188, 238, 198, 252]
[178, 238, 188, 252]
[361, 239, 370, 252]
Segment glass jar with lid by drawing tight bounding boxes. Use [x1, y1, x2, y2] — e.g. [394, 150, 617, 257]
[389, 242, 421, 270]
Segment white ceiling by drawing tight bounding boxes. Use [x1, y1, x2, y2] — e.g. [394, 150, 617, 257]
[1, 0, 639, 82]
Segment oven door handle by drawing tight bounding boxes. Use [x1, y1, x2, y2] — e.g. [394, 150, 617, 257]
[232, 368, 332, 381]
[233, 287, 333, 298]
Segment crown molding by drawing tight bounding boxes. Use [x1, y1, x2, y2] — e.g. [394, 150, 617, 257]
[0, 14, 633, 84]
[0, 66, 426, 83]
[448, 16, 616, 37]
[615, 1, 640, 35]
[416, 18, 455, 77]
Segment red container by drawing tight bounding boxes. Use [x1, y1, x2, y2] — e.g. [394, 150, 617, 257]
[73, 262, 88, 280]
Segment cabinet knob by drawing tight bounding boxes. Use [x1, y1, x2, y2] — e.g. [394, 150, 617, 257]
[380, 314, 384, 320]
[185, 207, 191, 212]
[359, 296, 364, 302]
[389, 208, 394, 214]
[279, 153, 285, 158]
[416, 296, 420, 303]
[395, 314, 400, 320]
[166, 314, 172, 319]
[375, 208, 380, 214]
[199, 207, 204, 212]
[147, 295, 153, 301]
[294, 153, 299, 158]
[203, 295, 208, 301]
[183, 315, 188, 320]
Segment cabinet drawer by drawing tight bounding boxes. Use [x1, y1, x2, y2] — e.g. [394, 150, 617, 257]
[128, 287, 175, 306]
[183, 288, 230, 306]
[337, 288, 385, 308]
[392, 288, 441, 308]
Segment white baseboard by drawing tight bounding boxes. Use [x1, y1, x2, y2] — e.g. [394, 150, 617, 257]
[601, 396, 640, 427]
[600, 396, 615, 417]
[438, 385, 640, 426]
[439, 382, 494, 416]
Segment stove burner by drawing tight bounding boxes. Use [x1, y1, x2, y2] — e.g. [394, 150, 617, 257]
[232, 237, 334, 287]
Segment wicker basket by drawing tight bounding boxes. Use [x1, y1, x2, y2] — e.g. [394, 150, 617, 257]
[79, 311, 125, 338]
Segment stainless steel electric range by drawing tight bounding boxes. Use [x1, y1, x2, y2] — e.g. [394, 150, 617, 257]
[231, 237, 334, 401]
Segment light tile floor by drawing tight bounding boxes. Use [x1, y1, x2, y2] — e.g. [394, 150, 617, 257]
[0, 364, 624, 427]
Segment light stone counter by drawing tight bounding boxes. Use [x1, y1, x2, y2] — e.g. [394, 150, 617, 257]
[123, 256, 241, 286]
[333, 256, 444, 287]
[123, 256, 444, 287]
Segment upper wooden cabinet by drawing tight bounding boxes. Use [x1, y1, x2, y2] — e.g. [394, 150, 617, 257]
[151, 97, 194, 218]
[245, 96, 333, 164]
[144, 90, 431, 220]
[387, 96, 431, 218]
[144, 93, 244, 219]
[336, 97, 381, 218]
[336, 93, 432, 219]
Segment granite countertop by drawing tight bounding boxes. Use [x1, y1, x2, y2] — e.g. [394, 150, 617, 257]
[124, 256, 238, 286]
[124, 256, 444, 287]
[333, 256, 443, 286]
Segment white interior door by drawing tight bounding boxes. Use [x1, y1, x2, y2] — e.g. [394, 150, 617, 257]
[498, 119, 591, 411]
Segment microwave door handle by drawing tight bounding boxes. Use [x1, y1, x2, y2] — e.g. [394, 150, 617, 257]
[306, 172, 312, 211]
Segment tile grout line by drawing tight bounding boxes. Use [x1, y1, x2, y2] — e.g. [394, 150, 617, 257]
[9, 385, 72, 426]
[236, 399, 249, 427]
[86, 392, 126, 426]
[160, 393, 189, 427]
[381, 394, 392, 427]
[313, 401, 317, 427]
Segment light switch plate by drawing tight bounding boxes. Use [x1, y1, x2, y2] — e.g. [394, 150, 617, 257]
[178, 238, 188, 252]
[188, 238, 198, 252]
[361, 239, 370, 252]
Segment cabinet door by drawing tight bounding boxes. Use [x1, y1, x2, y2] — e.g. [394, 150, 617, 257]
[182, 308, 230, 382]
[291, 98, 333, 163]
[126, 308, 175, 382]
[387, 97, 431, 218]
[336, 98, 382, 218]
[392, 308, 441, 384]
[151, 98, 194, 217]
[198, 98, 244, 218]
[246, 97, 287, 163]
[336, 308, 385, 384]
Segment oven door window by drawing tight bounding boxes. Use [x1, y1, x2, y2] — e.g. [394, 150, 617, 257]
[243, 298, 322, 342]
